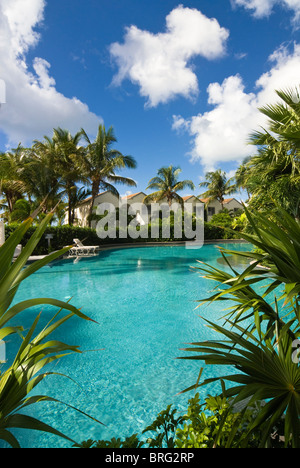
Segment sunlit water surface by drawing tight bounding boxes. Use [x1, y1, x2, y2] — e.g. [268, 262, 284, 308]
[2, 243, 251, 448]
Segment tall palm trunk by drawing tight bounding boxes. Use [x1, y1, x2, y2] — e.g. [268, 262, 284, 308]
[68, 192, 73, 225]
[67, 184, 76, 225]
[5, 191, 14, 213]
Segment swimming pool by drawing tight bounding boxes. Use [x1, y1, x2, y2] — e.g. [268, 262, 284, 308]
[3, 242, 251, 448]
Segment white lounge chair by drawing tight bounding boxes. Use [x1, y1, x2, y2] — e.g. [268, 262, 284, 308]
[13, 244, 22, 259]
[73, 239, 98, 255]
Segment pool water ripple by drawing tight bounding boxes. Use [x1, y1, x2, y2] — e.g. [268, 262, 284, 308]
[2, 243, 250, 448]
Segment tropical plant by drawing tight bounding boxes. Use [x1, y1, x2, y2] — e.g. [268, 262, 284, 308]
[75, 434, 145, 448]
[33, 128, 86, 225]
[234, 157, 252, 199]
[179, 206, 300, 447]
[0, 146, 28, 213]
[81, 125, 137, 226]
[209, 209, 233, 227]
[142, 404, 184, 448]
[21, 147, 64, 216]
[9, 199, 31, 223]
[238, 86, 300, 218]
[144, 165, 195, 207]
[242, 143, 300, 218]
[199, 169, 236, 209]
[175, 393, 263, 448]
[68, 186, 92, 227]
[251, 86, 300, 151]
[0, 208, 100, 447]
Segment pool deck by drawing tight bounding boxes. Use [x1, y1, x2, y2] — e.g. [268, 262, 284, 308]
[28, 255, 48, 261]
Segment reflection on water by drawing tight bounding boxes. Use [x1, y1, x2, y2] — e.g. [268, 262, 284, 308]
[217, 252, 251, 268]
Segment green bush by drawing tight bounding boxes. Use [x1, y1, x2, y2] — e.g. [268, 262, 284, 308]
[208, 209, 243, 239]
[209, 209, 233, 227]
[4, 218, 238, 256]
[203, 222, 227, 240]
[175, 393, 262, 448]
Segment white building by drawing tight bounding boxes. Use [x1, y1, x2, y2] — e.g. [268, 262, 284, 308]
[72, 191, 120, 228]
[72, 191, 243, 227]
[200, 197, 244, 220]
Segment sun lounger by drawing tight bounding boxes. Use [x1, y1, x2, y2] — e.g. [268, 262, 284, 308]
[13, 244, 22, 259]
[72, 239, 98, 255]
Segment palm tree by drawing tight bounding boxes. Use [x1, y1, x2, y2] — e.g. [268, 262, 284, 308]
[81, 125, 137, 227]
[144, 165, 195, 207]
[10, 199, 31, 222]
[69, 186, 92, 226]
[199, 169, 236, 209]
[235, 157, 252, 199]
[251, 86, 300, 151]
[33, 128, 86, 225]
[246, 86, 300, 218]
[22, 147, 63, 215]
[0, 146, 28, 213]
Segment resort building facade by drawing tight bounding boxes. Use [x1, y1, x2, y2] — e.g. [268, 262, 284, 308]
[71, 191, 244, 228]
[200, 197, 244, 219]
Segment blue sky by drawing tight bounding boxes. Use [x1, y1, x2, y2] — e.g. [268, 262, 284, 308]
[0, 0, 300, 200]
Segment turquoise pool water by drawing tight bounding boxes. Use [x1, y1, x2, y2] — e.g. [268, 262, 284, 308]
[3, 243, 251, 448]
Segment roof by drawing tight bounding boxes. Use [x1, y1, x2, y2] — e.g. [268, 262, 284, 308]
[200, 197, 242, 205]
[121, 192, 146, 200]
[223, 198, 243, 205]
[78, 191, 119, 205]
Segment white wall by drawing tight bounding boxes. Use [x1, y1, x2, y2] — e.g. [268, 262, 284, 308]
[74, 192, 120, 227]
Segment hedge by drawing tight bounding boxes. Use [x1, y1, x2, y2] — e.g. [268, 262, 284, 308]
[5, 222, 236, 255]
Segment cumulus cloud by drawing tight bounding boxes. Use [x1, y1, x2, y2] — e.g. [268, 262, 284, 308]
[0, 0, 101, 146]
[231, 0, 300, 23]
[173, 76, 261, 171]
[172, 42, 300, 171]
[109, 5, 229, 107]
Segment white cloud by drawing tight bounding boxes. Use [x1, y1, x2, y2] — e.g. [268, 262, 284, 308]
[0, 0, 101, 146]
[173, 75, 261, 171]
[109, 5, 229, 107]
[1, 0, 45, 54]
[256, 43, 300, 101]
[231, 0, 300, 23]
[172, 43, 300, 171]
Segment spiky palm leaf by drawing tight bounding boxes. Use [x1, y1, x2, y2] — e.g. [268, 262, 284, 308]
[0, 210, 101, 447]
[179, 206, 300, 447]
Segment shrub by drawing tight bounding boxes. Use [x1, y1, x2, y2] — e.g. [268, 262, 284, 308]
[4, 220, 238, 255]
